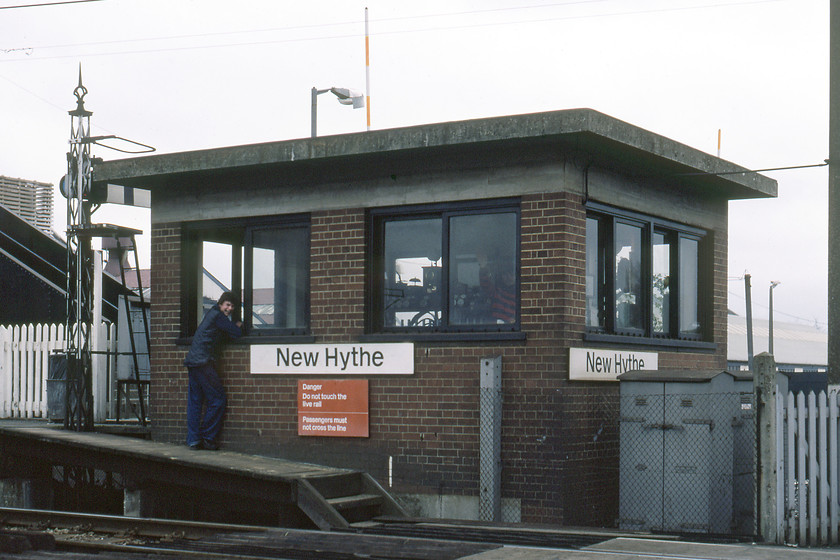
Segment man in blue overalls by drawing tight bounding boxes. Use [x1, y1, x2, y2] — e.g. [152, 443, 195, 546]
[183, 291, 242, 450]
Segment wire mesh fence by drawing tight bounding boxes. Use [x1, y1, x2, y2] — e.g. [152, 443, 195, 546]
[618, 390, 757, 536]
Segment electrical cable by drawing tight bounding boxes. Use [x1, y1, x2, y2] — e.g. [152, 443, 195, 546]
[0, 0, 789, 62]
[0, 0, 103, 10]
[0, 0, 769, 53]
[727, 289, 827, 328]
[678, 161, 828, 177]
[0, 72, 117, 134]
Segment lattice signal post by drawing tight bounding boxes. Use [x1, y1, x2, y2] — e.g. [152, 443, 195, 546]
[64, 70, 95, 431]
[61, 70, 155, 431]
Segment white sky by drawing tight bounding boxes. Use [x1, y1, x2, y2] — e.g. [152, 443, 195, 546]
[0, 0, 829, 329]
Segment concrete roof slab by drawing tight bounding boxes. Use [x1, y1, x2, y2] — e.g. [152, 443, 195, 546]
[92, 109, 776, 200]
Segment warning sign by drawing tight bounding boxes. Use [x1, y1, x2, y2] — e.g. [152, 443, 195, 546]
[297, 379, 369, 437]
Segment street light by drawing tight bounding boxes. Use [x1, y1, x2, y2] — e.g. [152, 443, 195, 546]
[311, 86, 365, 138]
[769, 281, 781, 355]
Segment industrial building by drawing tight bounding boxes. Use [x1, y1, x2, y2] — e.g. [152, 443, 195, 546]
[728, 314, 827, 373]
[0, 175, 53, 234]
[91, 109, 776, 525]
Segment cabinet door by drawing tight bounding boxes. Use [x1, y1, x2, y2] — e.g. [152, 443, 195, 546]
[619, 384, 664, 531]
[663, 390, 713, 533]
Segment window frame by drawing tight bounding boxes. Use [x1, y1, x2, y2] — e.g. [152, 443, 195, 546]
[180, 214, 311, 339]
[368, 198, 521, 336]
[585, 202, 709, 346]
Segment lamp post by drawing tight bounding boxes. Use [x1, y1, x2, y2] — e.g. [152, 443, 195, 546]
[745, 274, 754, 371]
[311, 86, 365, 138]
[769, 281, 781, 355]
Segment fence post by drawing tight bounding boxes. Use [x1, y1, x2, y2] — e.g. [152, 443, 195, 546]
[0, 325, 9, 417]
[479, 355, 502, 522]
[92, 251, 107, 423]
[754, 352, 779, 543]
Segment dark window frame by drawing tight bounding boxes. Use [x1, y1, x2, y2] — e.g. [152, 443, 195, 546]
[585, 202, 709, 345]
[180, 214, 311, 339]
[367, 198, 521, 336]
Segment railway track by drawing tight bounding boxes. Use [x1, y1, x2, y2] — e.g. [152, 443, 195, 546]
[0, 507, 765, 560]
[0, 507, 502, 559]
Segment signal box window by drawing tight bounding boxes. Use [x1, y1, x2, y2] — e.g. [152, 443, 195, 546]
[371, 201, 519, 333]
[585, 204, 705, 342]
[182, 216, 310, 337]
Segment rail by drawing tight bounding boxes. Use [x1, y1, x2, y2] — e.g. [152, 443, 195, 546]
[0, 507, 500, 559]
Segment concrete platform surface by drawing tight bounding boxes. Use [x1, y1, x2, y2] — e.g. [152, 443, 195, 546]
[465, 537, 840, 559]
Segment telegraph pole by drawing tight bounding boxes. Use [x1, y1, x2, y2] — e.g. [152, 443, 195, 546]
[831, 0, 840, 383]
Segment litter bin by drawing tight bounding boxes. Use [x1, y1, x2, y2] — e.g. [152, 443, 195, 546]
[618, 369, 751, 534]
[46, 352, 68, 422]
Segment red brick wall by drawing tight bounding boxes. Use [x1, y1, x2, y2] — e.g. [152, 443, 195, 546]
[148, 190, 727, 526]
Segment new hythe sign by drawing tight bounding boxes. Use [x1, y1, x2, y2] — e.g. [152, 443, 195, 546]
[251, 343, 414, 375]
[569, 347, 658, 381]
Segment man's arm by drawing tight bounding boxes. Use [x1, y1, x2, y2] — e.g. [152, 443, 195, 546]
[214, 314, 243, 338]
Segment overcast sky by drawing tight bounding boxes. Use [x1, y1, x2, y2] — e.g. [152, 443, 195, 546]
[0, 0, 829, 329]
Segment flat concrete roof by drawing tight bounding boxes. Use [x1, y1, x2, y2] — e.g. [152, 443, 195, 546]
[92, 108, 777, 200]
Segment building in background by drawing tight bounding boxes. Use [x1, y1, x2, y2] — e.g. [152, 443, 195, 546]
[728, 314, 827, 373]
[0, 175, 53, 234]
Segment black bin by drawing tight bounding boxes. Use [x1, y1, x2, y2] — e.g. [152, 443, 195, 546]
[46, 352, 68, 422]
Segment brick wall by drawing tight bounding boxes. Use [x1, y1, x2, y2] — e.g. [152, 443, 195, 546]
[148, 190, 728, 527]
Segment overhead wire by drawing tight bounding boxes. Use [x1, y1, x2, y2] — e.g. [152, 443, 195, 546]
[678, 161, 828, 177]
[0, 72, 116, 134]
[0, 0, 103, 10]
[727, 289, 827, 329]
[0, 0, 789, 62]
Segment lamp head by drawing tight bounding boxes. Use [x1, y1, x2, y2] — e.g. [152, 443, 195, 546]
[330, 87, 365, 109]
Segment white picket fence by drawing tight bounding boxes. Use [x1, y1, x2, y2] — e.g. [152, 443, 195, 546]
[0, 323, 117, 420]
[777, 389, 840, 546]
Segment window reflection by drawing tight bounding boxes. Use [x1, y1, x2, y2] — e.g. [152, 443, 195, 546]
[652, 232, 670, 334]
[383, 219, 443, 328]
[585, 207, 705, 341]
[679, 237, 700, 334]
[615, 223, 643, 331]
[449, 213, 517, 325]
[379, 208, 519, 330]
[586, 217, 602, 328]
[201, 241, 233, 322]
[251, 227, 309, 330]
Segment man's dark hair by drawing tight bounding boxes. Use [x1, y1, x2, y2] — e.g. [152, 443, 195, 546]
[218, 291, 238, 306]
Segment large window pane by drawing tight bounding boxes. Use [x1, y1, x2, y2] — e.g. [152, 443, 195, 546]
[652, 232, 670, 334]
[251, 227, 309, 330]
[383, 218, 443, 328]
[201, 240, 233, 322]
[679, 237, 700, 334]
[449, 212, 517, 325]
[586, 217, 602, 328]
[615, 223, 643, 331]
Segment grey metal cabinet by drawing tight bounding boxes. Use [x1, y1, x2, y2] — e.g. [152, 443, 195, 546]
[618, 370, 754, 535]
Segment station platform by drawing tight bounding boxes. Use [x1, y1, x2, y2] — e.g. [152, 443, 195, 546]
[0, 419, 406, 529]
[3, 420, 838, 559]
[467, 538, 840, 559]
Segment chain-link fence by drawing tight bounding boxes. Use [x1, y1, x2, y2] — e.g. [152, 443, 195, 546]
[618, 390, 757, 536]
